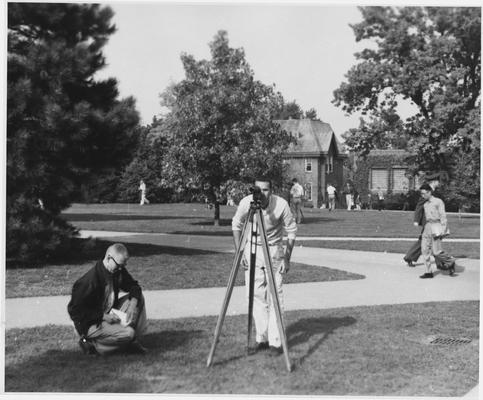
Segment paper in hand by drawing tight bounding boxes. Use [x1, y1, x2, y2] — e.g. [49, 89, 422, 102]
[110, 308, 129, 326]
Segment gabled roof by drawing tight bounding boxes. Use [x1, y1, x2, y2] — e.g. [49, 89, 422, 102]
[275, 119, 343, 157]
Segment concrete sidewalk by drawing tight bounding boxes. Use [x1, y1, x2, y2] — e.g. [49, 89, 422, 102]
[6, 244, 479, 329]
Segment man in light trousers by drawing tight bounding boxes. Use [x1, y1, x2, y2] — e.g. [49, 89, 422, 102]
[326, 183, 337, 211]
[419, 183, 455, 278]
[232, 179, 297, 355]
[290, 177, 304, 223]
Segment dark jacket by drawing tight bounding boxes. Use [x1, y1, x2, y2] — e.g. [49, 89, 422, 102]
[413, 197, 427, 227]
[67, 260, 142, 336]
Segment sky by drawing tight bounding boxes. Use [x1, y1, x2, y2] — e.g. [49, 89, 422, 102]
[95, 2, 380, 138]
[95, 1, 479, 139]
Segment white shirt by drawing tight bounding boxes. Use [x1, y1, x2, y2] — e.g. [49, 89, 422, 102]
[290, 183, 304, 198]
[232, 194, 297, 246]
[139, 182, 146, 191]
[327, 185, 336, 196]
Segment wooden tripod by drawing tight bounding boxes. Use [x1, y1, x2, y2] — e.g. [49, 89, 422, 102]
[206, 201, 292, 372]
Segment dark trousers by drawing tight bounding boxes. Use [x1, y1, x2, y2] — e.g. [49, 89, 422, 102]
[404, 237, 422, 263]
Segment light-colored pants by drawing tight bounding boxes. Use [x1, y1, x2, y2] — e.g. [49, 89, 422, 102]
[346, 194, 353, 210]
[86, 294, 147, 355]
[244, 242, 285, 347]
[291, 197, 303, 223]
[140, 191, 149, 205]
[328, 195, 336, 211]
[421, 222, 444, 272]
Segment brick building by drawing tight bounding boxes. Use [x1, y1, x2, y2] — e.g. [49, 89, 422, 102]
[276, 119, 347, 208]
[350, 149, 421, 195]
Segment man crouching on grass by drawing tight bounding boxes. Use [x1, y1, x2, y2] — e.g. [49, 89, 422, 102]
[68, 243, 147, 355]
[232, 178, 297, 356]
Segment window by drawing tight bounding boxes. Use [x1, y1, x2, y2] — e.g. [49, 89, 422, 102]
[392, 168, 409, 191]
[326, 155, 334, 173]
[304, 182, 312, 201]
[370, 169, 388, 191]
[304, 159, 312, 172]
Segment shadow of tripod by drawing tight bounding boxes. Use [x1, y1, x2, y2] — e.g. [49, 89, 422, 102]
[287, 316, 357, 366]
[206, 187, 293, 372]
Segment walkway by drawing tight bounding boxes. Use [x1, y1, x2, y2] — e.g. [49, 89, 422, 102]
[6, 231, 479, 329]
[5, 229, 479, 398]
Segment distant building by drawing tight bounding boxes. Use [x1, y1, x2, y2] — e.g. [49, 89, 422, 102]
[351, 149, 420, 197]
[276, 119, 347, 208]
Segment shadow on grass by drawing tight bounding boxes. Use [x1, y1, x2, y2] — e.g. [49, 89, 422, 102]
[210, 316, 357, 369]
[299, 216, 338, 224]
[5, 329, 204, 392]
[32, 239, 217, 268]
[169, 230, 233, 237]
[117, 241, 218, 257]
[6, 238, 218, 270]
[287, 316, 357, 366]
[63, 213, 197, 222]
[189, 219, 233, 227]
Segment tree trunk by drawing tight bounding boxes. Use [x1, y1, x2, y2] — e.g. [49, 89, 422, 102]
[214, 200, 220, 226]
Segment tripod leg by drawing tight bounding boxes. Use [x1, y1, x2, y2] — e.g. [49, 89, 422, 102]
[206, 211, 252, 367]
[257, 209, 293, 372]
[247, 215, 258, 353]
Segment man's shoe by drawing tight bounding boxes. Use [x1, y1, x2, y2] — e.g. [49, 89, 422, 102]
[269, 346, 283, 356]
[256, 341, 269, 352]
[127, 340, 147, 355]
[449, 264, 455, 276]
[419, 272, 434, 279]
[78, 337, 97, 355]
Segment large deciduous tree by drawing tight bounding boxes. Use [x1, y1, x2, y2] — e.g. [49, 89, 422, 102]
[159, 31, 294, 225]
[333, 7, 480, 209]
[7, 3, 140, 264]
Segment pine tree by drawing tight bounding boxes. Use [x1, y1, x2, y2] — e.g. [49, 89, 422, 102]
[7, 3, 140, 265]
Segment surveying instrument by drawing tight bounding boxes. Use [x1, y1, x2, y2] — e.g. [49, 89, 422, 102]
[206, 186, 292, 372]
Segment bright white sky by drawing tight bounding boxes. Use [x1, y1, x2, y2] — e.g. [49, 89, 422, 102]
[95, 0, 474, 138]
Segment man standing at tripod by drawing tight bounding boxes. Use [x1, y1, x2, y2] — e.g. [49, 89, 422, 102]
[232, 179, 297, 355]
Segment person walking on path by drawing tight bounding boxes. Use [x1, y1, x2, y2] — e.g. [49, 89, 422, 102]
[232, 178, 297, 355]
[344, 183, 354, 211]
[403, 180, 447, 269]
[353, 189, 362, 211]
[419, 184, 455, 279]
[376, 187, 385, 211]
[67, 243, 148, 355]
[290, 178, 304, 224]
[403, 195, 426, 267]
[326, 183, 337, 211]
[139, 180, 150, 205]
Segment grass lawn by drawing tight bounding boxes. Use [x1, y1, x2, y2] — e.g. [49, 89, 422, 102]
[298, 240, 481, 259]
[5, 301, 478, 396]
[6, 240, 364, 298]
[62, 203, 480, 239]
